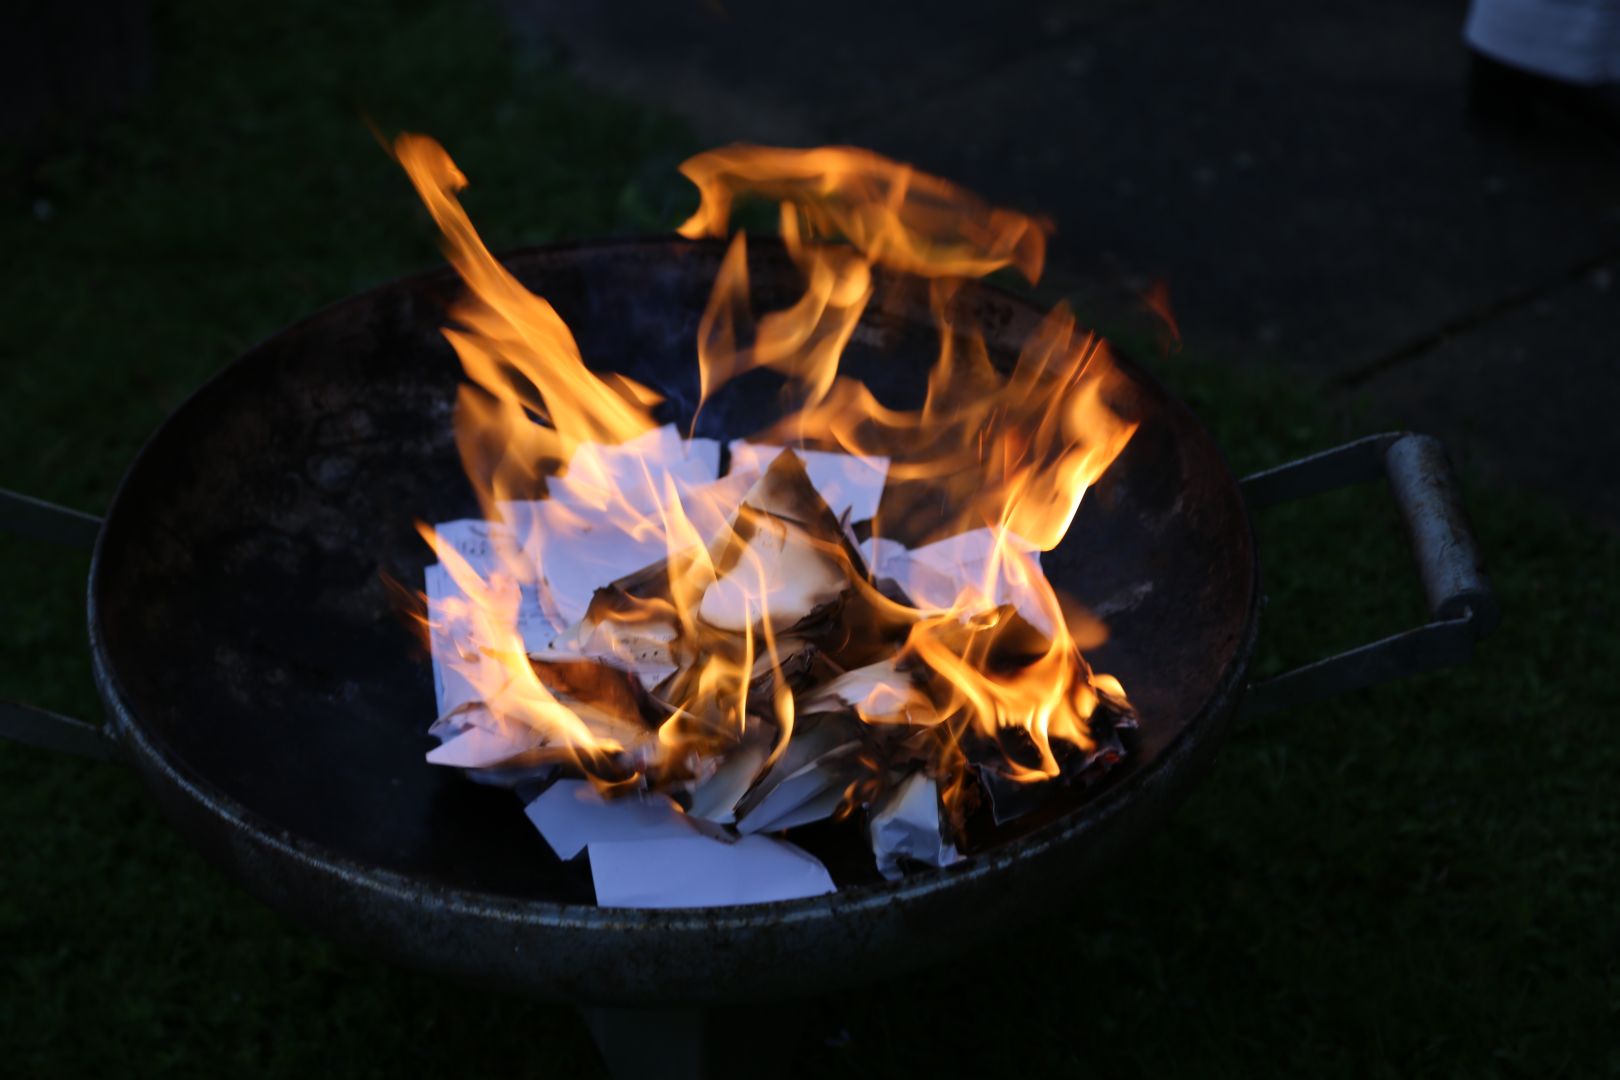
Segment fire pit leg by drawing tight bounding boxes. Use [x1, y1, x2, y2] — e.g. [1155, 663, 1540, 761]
[579, 1004, 806, 1079]
[579, 1005, 708, 1080]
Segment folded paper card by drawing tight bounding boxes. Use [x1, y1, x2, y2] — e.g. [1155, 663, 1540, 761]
[524, 779, 697, 860]
[588, 834, 836, 908]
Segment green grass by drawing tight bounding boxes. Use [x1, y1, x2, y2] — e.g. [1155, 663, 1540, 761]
[2, 2, 1615, 1076]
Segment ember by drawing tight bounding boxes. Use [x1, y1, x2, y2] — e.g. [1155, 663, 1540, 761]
[397, 135, 1141, 905]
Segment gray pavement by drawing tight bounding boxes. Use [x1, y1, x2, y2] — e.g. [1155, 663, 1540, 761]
[510, 0, 1620, 524]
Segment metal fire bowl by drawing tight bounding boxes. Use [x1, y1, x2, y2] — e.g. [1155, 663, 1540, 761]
[0, 237, 1496, 1007]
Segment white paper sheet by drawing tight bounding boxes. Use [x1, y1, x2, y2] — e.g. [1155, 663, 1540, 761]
[506, 497, 669, 628]
[426, 723, 545, 768]
[424, 431, 735, 766]
[425, 704, 554, 786]
[429, 517, 515, 565]
[861, 527, 1056, 637]
[587, 834, 836, 908]
[425, 515, 554, 662]
[907, 526, 1039, 566]
[678, 468, 761, 542]
[424, 564, 480, 718]
[427, 705, 477, 742]
[687, 738, 772, 825]
[522, 780, 840, 907]
[548, 466, 757, 609]
[523, 779, 696, 860]
[424, 551, 556, 727]
[734, 719, 862, 834]
[799, 658, 924, 723]
[552, 425, 721, 517]
[495, 434, 747, 630]
[727, 442, 888, 524]
[859, 536, 911, 582]
[736, 764, 845, 834]
[869, 772, 961, 880]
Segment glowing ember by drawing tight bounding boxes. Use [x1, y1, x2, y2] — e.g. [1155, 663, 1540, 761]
[396, 135, 1141, 884]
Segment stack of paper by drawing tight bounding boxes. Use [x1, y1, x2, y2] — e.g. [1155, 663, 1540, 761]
[421, 426, 1112, 908]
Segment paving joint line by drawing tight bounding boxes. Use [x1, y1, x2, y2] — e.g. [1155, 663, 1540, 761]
[1335, 246, 1620, 389]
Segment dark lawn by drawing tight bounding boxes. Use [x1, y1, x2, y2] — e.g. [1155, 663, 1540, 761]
[2, 2, 1614, 1076]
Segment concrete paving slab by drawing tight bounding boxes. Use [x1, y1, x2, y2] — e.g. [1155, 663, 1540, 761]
[515, 0, 1136, 143]
[1348, 261, 1620, 527]
[835, 3, 1620, 380]
[507, 0, 1620, 522]
[512, 1, 1619, 374]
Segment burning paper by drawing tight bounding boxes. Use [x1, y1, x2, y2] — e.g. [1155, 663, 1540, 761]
[398, 134, 1142, 909]
[870, 772, 961, 880]
[727, 442, 888, 525]
[863, 529, 1057, 638]
[733, 712, 865, 835]
[498, 424, 728, 629]
[423, 445, 1130, 901]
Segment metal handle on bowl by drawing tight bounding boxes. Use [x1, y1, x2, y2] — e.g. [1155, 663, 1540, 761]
[0, 488, 118, 761]
[1239, 433, 1499, 716]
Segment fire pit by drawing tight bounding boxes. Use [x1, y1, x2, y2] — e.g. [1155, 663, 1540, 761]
[397, 139, 1153, 902]
[0, 145, 1496, 1078]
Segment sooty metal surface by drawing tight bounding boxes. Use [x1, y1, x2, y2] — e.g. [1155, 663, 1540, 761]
[88, 237, 1257, 1003]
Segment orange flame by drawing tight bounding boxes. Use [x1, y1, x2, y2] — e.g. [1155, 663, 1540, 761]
[678, 145, 1047, 281]
[394, 133, 660, 509]
[681, 144, 1048, 413]
[396, 134, 1139, 823]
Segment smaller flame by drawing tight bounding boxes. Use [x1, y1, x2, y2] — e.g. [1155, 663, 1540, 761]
[394, 133, 662, 505]
[681, 145, 1048, 416]
[677, 145, 1047, 280]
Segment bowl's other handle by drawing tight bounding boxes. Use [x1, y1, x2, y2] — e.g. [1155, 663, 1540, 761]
[0, 489, 118, 762]
[1239, 433, 1499, 717]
